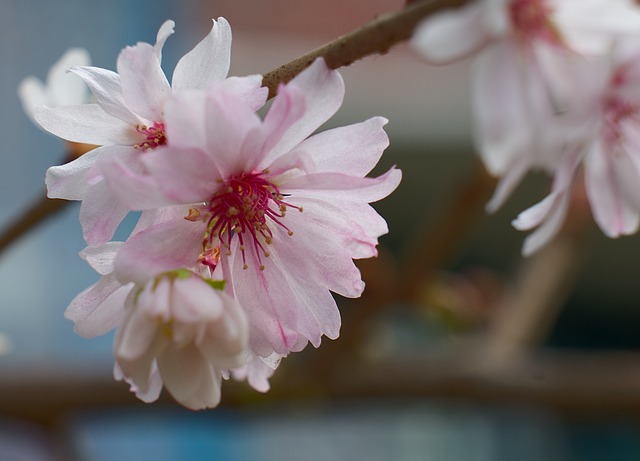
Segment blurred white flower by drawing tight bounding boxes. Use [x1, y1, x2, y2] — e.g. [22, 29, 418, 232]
[18, 47, 91, 124]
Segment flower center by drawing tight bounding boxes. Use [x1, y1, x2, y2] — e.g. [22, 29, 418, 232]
[134, 122, 167, 151]
[200, 171, 301, 271]
[509, 0, 560, 45]
[603, 96, 639, 149]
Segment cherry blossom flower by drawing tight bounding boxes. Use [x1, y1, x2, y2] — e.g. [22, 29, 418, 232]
[35, 18, 266, 245]
[114, 269, 248, 410]
[412, 0, 640, 212]
[18, 48, 91, 124]
[66, 208, 261, 407]
[514, 40, 640, 254]
[101, 58, 401, 360]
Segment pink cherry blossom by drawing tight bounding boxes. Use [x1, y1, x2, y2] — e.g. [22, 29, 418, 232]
[514, 40, 640, 254]
[35, 18, 267, 245]
[114, 269, 249, 410]
[412, 0, 640, 212]
[101, 58, 401, 360]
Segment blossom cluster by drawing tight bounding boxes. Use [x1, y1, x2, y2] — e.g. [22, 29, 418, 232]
[24, 19, 400, 409]
[413, 0, 640, 255]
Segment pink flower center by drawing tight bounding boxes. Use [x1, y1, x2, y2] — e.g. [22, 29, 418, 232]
[603, 96, 639, 149]
[134, 122, 167, 151]
[509, 0, 560, 45]
[200, 171, 302, 271]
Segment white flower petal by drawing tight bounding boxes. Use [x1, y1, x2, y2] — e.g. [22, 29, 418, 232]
[519, 191, 571, 257]
[48, 48, 91, 106]
[117, 42, 170, 122]
[472, 41, 531, 175]
[80, 241, 123, 275]
[17, 77, 47, 122]
[65, 275, 131, 338]
[35, 104, 139, 145]
[158, 346, 222, 410]
[45, 147, 102, 200]
[70, 66, 141, 125]
[154, 20, 176, 62]
[172, 17, 232, 90]
[412, 2, 488, 64]
[584, 140, 640, 237]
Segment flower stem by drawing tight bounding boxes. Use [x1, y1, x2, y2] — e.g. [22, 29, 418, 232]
[262, 0, 470, 98]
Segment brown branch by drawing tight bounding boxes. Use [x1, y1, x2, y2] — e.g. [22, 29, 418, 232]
[261, 0, 471, 98]
[0, 143, 92, 254]
[0, 194, 69, 254]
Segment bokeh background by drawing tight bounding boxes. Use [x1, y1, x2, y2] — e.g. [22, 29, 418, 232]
[2, 0, 640, 459]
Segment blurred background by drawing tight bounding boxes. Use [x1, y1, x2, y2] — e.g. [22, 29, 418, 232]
[2, 0, 640, 459]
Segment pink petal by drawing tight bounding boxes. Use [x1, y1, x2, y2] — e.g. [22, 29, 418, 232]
[79, 180, 130, 245]
[584, 139, 640, 237]
[244, 82, 306, 169]
[412, 2, 488, 64]
[157, 345, 222, 410]
[231, 354, 279, 393]
[287, 196, 384, 260]
[114, 218, 205, 285]
[114, 362, 163, 403]
[227, 246, 300, 356]
[265, 58, 345, 164]
[202, 89, 262, 177]
[215, 75, 268, 111]
[291, 117, 389, 176]
[34, 104, 139, 145]
[172, 17, 232, 90]
[117, 42, 170, 122]
[99, 155, 172, 210]
[271, 201, 366, 298]
[45, 147, 102, 200]
[65, 275, 131, 338]
[80, 241, 122, 275]
[115, 308, 165, 392]
[142, 146, 220, 204]
[282, 167, 402, 204]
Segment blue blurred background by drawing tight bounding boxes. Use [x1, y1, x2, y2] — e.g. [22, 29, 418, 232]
[2, 0, 640, 459]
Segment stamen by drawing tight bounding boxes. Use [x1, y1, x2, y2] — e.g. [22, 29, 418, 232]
[509, 0, 561, 46]
[134, 122, 167, 151]
[200, 171, 300, 270]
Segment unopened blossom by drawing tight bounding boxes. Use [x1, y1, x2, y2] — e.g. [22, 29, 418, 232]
[18, 48, 91, 124]
[65, 209, 266, 406]
[412, 0, 640, 212]
[115, 269, 249, 410]
[102, 58, 401, 360]
[64, 207, 184, 338]
[514, 40, 640, 254]
[35, 18, 266, 245]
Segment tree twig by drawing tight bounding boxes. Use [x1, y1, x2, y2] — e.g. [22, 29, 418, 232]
[261, 0, 470, 98]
